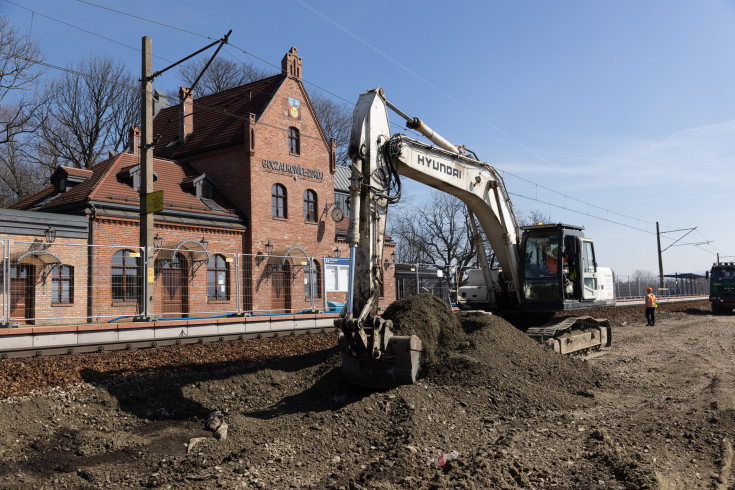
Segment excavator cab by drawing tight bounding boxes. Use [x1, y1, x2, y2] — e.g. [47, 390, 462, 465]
[519, 224, 614, 312]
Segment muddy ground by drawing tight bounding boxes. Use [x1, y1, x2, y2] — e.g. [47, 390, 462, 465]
[0, 297, 733, 489]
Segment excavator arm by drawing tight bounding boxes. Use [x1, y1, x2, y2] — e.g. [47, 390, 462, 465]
[336, 88, 525, 387]
[336, 88, 611, 388]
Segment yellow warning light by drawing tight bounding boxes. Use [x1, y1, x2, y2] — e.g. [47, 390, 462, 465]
[537, 221, 543, 226]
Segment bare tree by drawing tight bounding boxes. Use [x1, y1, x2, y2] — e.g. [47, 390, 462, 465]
[0, 17, 48, 205]
[309, 92, 351, 165]
[0, 137, 47, 207]
[389, 187, 555, 289]
[38, 55, 139, 169]
[632, 269, 656, 282]
[0, 17, 44, 110]
[390, 192, 479, 289]
[177, 57, 273, 98]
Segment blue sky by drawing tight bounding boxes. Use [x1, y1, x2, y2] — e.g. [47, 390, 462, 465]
[3, 0, 734, 277]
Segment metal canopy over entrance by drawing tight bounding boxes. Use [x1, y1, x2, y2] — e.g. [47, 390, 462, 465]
[268, 245, 309, 279]
[10, 249, 62, 285]
[157, 240, 210, 277]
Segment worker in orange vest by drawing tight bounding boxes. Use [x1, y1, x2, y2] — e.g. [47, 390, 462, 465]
[546, 255, 557, 275]
[645, 287, 657, 326]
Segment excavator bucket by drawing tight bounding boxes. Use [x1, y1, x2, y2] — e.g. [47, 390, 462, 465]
[525, 316, 611, 359]
[338, 333, 423, 389]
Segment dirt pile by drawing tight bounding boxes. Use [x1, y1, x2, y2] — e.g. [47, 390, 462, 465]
[553, 299, 710, 326]
[0, 300, 718, 488]
[385, 294, 601, 414]
[382, 294, 466, 363]
[0, 334, 338, 400]
[447, 311, 601, 413]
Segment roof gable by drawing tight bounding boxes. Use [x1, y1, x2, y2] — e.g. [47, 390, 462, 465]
[259, 74, 332, 154]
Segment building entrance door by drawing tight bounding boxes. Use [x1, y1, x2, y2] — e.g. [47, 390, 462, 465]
[270, 262, 291, 313]
[161, 254, 189, 317]
[10, 264, 34, 324]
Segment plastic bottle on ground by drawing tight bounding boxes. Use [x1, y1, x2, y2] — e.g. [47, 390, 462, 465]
[437, 450, 458, 466]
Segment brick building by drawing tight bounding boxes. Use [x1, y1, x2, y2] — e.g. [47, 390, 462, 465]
[0, 209, 88, 326]
[9, 47, 396, 324]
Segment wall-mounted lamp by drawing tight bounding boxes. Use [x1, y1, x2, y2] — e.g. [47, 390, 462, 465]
[334, 246, 342, 258]
[200, 236, 208, 249]
[265, 241, 274, 256]
[45, 226, 56, 244]
[154, 233, 163, 250]
[384, 250, 396, 270]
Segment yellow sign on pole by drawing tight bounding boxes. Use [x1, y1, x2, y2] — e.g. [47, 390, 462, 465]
[144, 190, 164, 214]
[148, 266, 155, 284]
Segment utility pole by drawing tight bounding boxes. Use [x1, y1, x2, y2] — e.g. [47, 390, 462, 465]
[656, 223, 710, 292]
[140, 36, 155, 320]
[133, 31, 232, 321]
[656, 221, 664, 289]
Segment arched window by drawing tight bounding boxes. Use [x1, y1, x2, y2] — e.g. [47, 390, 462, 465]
[52, 265, 74, 304]
[272, 183, 287, 218]
[288, 127, 300, 155]
[305, 259, 322, 300]
[304, 189, 317, 222]
[207, 254, 230, 300]
[112, 250, 139, 301]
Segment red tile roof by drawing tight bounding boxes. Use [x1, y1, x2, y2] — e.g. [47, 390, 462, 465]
[60, 166, 93, 179]
[11, 153, 241, 218]
[9, 186, 55, 210]
[153, 74, 285, 159]
[11, 159, 114, 211]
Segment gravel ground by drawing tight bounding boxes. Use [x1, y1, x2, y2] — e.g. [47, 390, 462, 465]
[0, 297, 733, 489]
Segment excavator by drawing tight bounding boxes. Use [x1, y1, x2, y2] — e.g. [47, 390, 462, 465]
[334, 88, 614, 388]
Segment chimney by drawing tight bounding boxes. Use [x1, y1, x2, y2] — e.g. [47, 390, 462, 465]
[281, 47, 302, 80]
[128, 126, 141, 155]
[179, 87, 194, 143]
[245, 113, 256, 156]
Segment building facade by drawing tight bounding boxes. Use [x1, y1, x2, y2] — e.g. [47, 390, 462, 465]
[8, 47, 396, 325]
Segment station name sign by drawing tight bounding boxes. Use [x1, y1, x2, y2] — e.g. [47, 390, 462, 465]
[262, 158, 324, 181]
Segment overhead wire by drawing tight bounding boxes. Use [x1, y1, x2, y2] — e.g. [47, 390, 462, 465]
[66, 0, 426, 141]
[75, 0, 213, 39]
[2, 0, 174, 63]
[17, 0, 723, 254]
[500, 168, 657, 230]
[6, 53, 329, 147]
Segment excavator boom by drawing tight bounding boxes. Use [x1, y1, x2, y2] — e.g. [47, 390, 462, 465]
[336, 88, 612, 388]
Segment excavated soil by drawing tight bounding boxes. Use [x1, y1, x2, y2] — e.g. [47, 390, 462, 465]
[0, 296, 734, 489]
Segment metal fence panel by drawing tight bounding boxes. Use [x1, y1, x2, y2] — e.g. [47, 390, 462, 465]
[0, 242, 711, 327]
